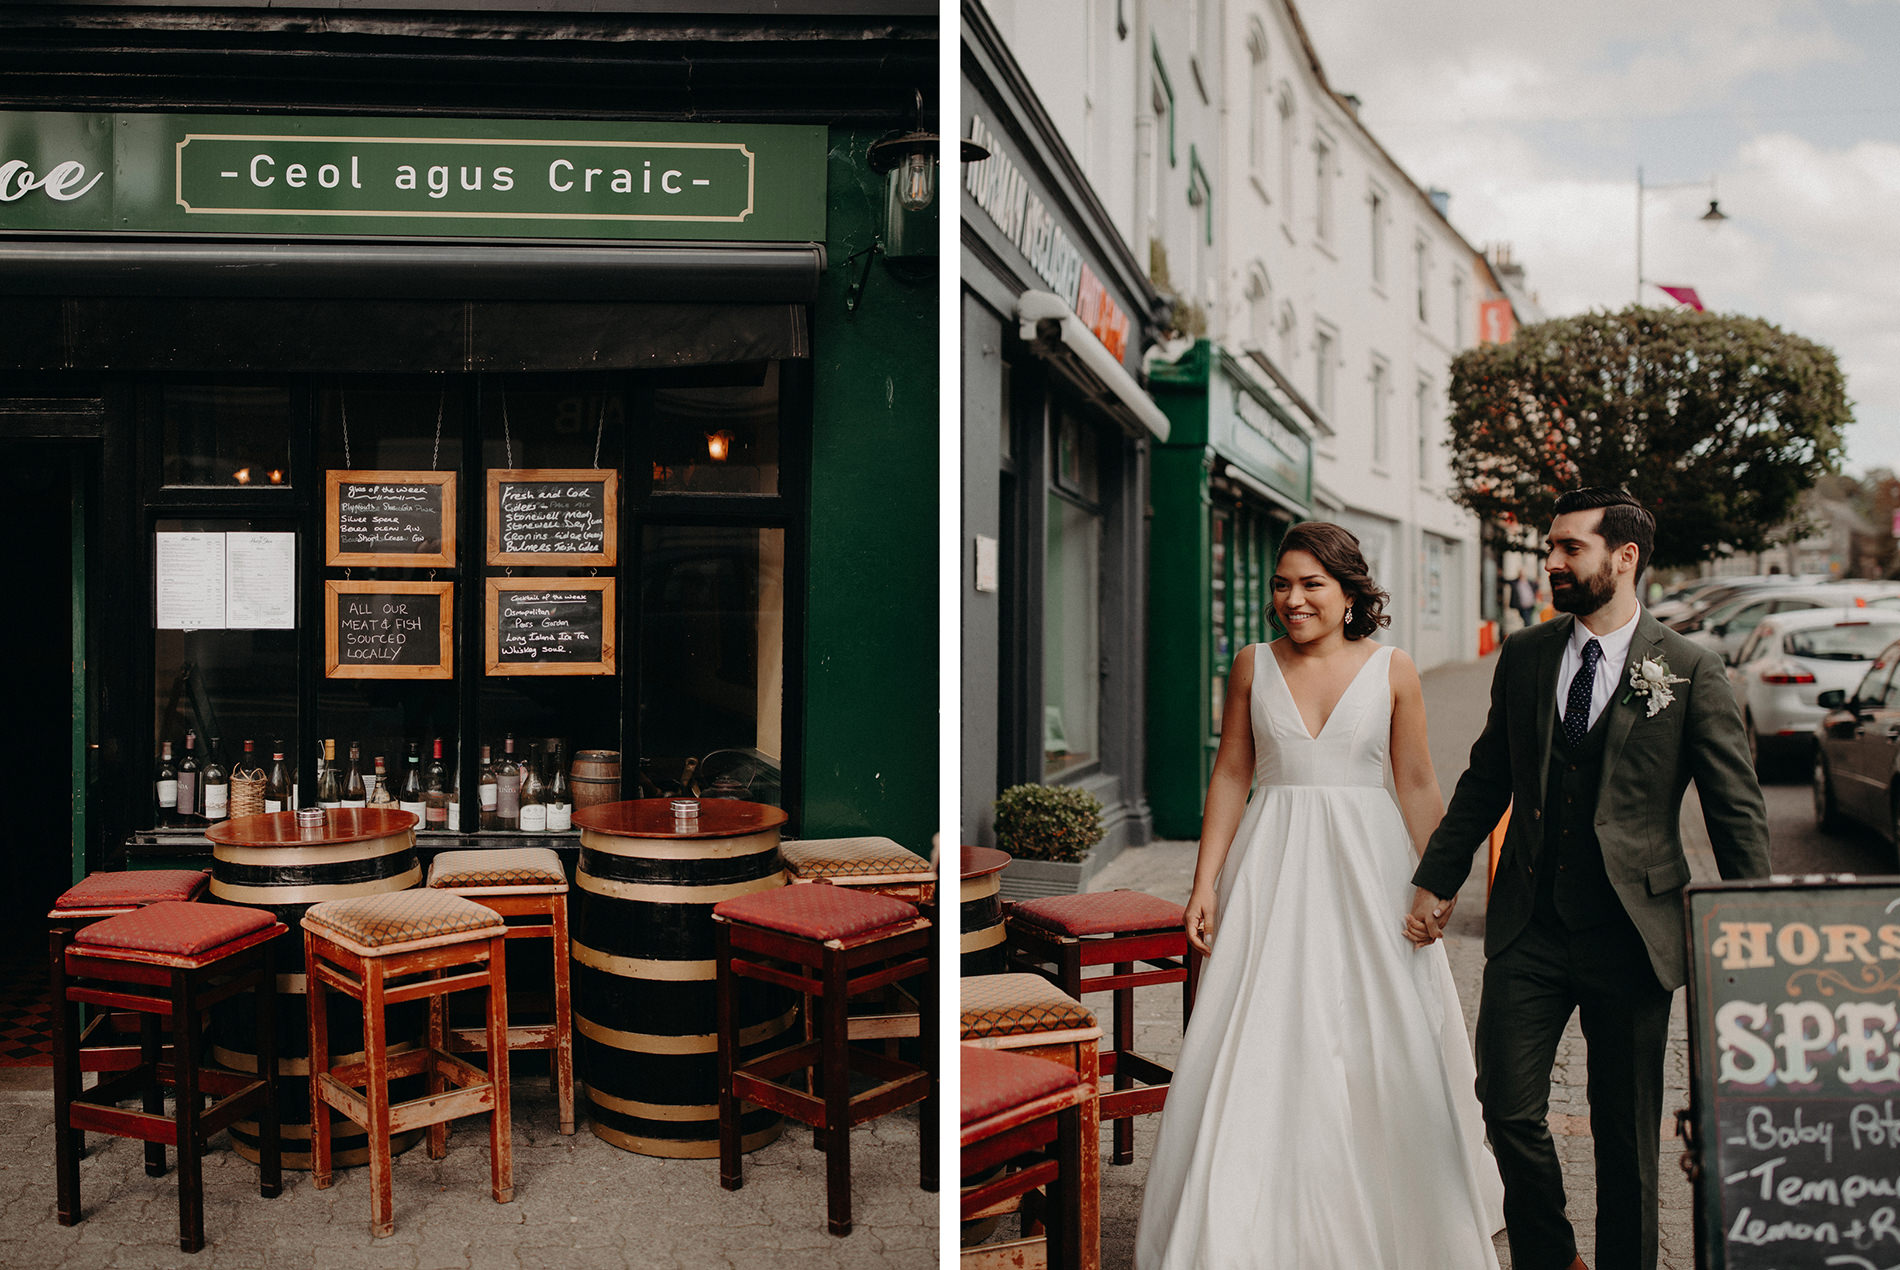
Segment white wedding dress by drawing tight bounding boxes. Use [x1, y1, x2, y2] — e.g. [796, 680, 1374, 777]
[1136, 642, 1504, 1269]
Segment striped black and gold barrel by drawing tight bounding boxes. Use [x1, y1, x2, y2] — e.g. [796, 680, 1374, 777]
[960, 846, 1010, 976]
[571, 798, 793, 1158]
[204, 807, 426, 1169]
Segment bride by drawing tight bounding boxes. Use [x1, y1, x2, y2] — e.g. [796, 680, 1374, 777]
[1135, 521, 1504, 1269]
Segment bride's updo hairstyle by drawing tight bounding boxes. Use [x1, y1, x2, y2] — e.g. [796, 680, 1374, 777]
[1274, 521, 1391, 641]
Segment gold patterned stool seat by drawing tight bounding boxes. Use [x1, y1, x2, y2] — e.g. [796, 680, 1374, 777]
[302, 890, 513, 1237]
[428, 848, 574, 1134]
[780, 837, 937, 903]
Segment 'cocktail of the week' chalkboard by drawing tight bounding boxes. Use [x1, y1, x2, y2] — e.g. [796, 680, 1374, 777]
[486, 578, 614, 676]
[1689, 881, 1900, 1269]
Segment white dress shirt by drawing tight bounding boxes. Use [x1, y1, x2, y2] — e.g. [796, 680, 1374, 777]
[1555, 606, 1642, 734]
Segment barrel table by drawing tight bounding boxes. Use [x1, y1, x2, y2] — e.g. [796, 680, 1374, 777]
[572, 798, 793, 1157]
[961, 846, 1010, 976]
[205, 808, 426, 1168]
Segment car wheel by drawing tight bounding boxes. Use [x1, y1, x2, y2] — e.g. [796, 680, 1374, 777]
[1814, 752, 1845, 833]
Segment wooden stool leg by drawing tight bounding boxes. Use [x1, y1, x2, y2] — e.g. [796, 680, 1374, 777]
[486, 933, 513, 1204]
[363, 961, 395, 1238]
[306, 938, 334, 1191]
[822, 948, 853, 1237]
[174, 969, 205, 1253]
[141, 1010, 166, 1178]
[550, 897, 575, 1135]
[428, 971, 450, 1161]
[52, 934, 80, 1227]
[256, 943, 282, 1199]
[715, 922, 743, 1192]
[1052, 1101, 1083, 1270]
[1112, 966, 1134, 1166]
[917, 939, 938, 1194]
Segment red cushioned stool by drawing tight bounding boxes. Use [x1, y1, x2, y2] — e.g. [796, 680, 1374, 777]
[711, 882, 938, 1236]
[1007, 889, 1200, 1165]
[53, 899, 285, 1253]
[960, 1044, 1090, 1270]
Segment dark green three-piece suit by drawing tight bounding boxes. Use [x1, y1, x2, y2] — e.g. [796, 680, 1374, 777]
[1413, 610, 1770, 1270]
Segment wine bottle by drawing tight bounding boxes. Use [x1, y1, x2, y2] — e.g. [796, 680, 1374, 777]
[265, 744, 290, 814]
[478, 745, 499, 829]
[155, 741, 178, 826]
[447, 748, 463, 832]
[316, 738, 342, 811]
[177, 729, 201, 825]
[368, 756, 396, 807]
[203, 736, 230, 824]
[518, 744, 547, 832]
[342, 742, 367, 809]
[399, 742, 425, 823]
[497, 733, 521, 829]
[424, 738, 449, 830]
[545, 739, 572, 833]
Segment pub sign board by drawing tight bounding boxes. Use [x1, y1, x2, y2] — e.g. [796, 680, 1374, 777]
[326, 581, 454, 680]
[1687, 879, 1900, 1267]
[0, 112, 826, 243]
[486, 578, 615, 677]
[326, 470, 456, 567]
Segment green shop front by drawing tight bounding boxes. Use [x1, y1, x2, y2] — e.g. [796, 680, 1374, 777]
[0, 82, 937, 943]
[1146, 341, 1314, 840]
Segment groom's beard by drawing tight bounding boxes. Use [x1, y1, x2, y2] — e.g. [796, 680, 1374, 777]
[1549, 559, 1617, 615]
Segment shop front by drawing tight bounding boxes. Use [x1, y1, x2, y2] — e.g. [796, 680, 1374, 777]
[0, 7, 939, 950]
[1146, 341, 1314, 840]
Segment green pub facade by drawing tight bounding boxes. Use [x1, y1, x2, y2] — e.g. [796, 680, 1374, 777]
[0, 3, 939, 941]
[1146, 340, 1314, 840]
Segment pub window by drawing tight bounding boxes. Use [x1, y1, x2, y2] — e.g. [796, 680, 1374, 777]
[161, 383, 294, 488]
[1044, 409, 1102, 780]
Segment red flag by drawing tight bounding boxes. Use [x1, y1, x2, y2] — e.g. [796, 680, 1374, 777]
[1657, 284, 1704, 311]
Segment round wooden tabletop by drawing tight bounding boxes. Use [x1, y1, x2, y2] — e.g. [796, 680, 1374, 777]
[961, 845, 1011, 880]
[204, 807, 419, 847]
[571, 798, 789, 840]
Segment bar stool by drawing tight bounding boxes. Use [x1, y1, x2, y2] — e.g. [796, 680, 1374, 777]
[1007, 889, 1199, 1165]
[53, 899, 285, 1253]
[960, 1044, 1091, 1270]
[781, 837, 938, 1043]
[427, 847, 574, 1135]
[711, 882, 937, 1236]
[302, 890, 513, 1238]
[960, 972, 1102, 1270]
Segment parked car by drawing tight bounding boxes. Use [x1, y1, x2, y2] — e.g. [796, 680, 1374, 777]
[1728, 608, 1900, 774]
[1663, 575, 1821, 632]
[1681, 583, 1900, 663]
[1813, 636, 1900, 844]
[1652, 575, 1803, 625]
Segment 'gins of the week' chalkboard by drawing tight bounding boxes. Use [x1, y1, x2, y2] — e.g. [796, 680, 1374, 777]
[325, 581, 455, 679]
[486, 578, 615, 677]
[325, 470, 457, 567]
[486, 468, 617, 566]
[1687, 879, 1900, 1268]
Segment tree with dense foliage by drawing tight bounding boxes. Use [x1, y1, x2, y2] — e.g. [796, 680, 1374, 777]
[1445, 307, 1851, 569]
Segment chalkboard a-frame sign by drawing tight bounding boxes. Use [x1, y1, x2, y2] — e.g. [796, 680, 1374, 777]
[325, 470, 457, 567]
[486, 468, 617, 566]
[1685, 878, 1900, 1267]
[325, 580, 454, 679]
[486, 578, 615, 677]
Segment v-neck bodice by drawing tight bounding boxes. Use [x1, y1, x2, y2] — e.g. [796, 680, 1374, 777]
[1252, 642, 1394, 788]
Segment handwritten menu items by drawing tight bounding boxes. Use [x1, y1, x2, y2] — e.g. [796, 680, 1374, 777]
[325, 581, 453, 680]
[487, 469, 617, 566]
[326, 470, 456, 567]
[486, 578, 615, 677]
[1687, 881, 1900, 1268]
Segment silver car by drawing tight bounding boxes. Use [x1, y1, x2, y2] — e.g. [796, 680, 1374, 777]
[1728, 607, 1900, 773]
[1685, 583, 1900, 664]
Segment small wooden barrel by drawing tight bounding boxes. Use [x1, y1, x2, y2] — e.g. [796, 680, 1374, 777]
[572, 799, 793, 1157]
[568, 750, 623, 812]
[205, 808, 426, 1169]
[961, 846, 1010, 976]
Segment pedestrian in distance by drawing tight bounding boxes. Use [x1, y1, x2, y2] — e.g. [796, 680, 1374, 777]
[1136, 520, 1505, 1268]
[1408, 487, 1771, 1270]
[1512, 568, 1542, 630]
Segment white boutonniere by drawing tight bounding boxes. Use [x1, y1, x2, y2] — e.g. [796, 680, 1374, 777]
[1625, 654, 1689, 718]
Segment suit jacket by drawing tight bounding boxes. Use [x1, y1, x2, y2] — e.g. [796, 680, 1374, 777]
[1412, 610, 1771, 990]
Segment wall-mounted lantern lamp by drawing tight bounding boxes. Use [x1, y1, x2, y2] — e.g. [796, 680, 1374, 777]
[846, 94, 992, 311]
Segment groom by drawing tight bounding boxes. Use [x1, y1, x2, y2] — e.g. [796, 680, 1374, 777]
[1409, 487, 1769, 1270]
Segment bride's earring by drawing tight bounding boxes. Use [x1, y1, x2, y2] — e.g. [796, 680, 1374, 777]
[1344, 605, 1355, 626]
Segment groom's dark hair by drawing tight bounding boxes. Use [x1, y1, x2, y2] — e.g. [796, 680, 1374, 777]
[1553, 486, 1655, 581]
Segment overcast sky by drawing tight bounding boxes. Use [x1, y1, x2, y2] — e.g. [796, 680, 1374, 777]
[1299, 0, 1900, 477]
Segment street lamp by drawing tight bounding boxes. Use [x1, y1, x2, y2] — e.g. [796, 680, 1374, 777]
[1635, 166, 1727, 305]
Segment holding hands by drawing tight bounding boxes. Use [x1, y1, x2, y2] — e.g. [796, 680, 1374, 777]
[1405, 886, 1456, 947]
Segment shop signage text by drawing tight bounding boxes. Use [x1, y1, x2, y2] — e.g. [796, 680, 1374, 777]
[1230, 385, 1310, 495]
[0, 112, 827, 243]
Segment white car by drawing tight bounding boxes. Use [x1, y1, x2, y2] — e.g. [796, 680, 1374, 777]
[1727, 607, 1900, 772]
[1684, 583, 1900, 663]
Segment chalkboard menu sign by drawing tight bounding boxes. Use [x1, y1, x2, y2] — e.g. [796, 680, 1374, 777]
[1687, 879, 1900, 1267]
[325, 470, 457, 567]
[325, 581, 454, 679]
[486, 578, 616, 676]
[487, 468, 617, 566]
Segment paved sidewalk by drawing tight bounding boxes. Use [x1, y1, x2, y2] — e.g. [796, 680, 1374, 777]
[0, 1064, 935, 1268]
[1088, 649, 1709, 1270]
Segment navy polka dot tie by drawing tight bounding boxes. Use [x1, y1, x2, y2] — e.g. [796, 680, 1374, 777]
[1563, 638, 1603, 748]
